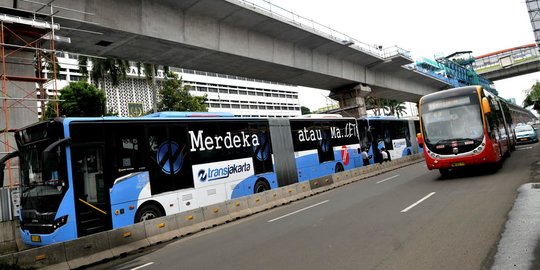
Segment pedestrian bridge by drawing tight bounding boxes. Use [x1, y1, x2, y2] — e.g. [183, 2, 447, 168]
[474, 44, 540, 81]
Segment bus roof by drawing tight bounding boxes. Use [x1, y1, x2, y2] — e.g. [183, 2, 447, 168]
[142, 112, 235, 118]
[295, 114, 343, 118]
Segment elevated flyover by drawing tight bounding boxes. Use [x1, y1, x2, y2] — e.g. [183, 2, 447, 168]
[0, 0, 450, 117]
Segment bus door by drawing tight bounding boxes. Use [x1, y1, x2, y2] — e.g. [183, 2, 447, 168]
[71, 144, 111, 237]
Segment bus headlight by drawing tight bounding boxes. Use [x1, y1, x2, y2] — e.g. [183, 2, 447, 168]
[53, 215, 68, 230]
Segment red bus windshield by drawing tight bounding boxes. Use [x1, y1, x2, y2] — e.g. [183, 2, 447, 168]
[421, 93, 484, 145]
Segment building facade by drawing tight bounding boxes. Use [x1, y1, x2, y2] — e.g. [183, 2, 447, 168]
[40, 52, 302, 118]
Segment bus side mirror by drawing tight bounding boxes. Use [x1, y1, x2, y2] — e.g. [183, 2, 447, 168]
[482, 97, 491, 114]
[0, 151, 19, 185]
[416, 133, 424, 147]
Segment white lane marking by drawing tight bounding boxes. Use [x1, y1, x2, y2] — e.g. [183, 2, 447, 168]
[517, 147, 533, 150]
[131, 262, 154, 270]
[401, 192, 436, 213]
[376, 174, 400, 184]
[268, 200, 329, 222]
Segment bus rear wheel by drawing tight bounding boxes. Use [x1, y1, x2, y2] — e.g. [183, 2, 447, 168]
[135, 204, 163, 223]
[254, 179, 270, 193]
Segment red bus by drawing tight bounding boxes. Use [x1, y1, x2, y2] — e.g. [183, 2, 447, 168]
[417, 86, 518, 176]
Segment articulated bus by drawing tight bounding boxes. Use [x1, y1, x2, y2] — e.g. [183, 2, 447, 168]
[417, 86, 519, 176]
[357, 116, 422, 164]
[2, 112, 365, 246]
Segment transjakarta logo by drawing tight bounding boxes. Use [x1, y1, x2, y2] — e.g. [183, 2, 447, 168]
[198, 162, 251, 182]
[189, 130, 259, 152]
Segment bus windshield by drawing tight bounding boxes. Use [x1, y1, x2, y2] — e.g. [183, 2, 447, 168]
[17, 123, 67, 218]
[421, 95, 484, 145]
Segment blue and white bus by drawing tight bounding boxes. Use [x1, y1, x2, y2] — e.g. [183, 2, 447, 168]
[357, 116, 422, 164]
[2, 112, 363, 246]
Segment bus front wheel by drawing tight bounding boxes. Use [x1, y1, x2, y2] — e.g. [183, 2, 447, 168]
[254, 179, 270, 193]
[135, 204, 163, 223]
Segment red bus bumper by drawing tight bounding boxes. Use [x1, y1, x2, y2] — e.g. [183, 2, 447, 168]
[422, 148, 500, 170]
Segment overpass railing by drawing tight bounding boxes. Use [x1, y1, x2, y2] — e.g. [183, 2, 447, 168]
[232, 0, 411, 60]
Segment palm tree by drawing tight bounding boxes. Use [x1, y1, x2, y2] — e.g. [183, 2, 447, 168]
[78, 56, 130, 90]
[365, 96, 384, 116]
[384, 100, 407, 118]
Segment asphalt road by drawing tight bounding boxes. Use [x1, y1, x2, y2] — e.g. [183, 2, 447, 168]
[87, 142, 539, 270]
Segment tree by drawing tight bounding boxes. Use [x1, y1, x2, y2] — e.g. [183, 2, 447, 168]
[43, 81, 106, 118]
[157, 72, 207, 112]
[523, 81, 540, 114]
[301, 106, 311, 115]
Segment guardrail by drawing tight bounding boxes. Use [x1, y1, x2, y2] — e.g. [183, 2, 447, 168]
[230, 0, 411, 60]
[0, 154, 424, 269]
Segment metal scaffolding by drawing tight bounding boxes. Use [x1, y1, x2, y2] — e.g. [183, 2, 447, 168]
[526, 0, 540, 47]
[0, 12, 60, 188]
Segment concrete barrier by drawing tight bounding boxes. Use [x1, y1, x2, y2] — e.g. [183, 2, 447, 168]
[282, 184, 299, 202]
[334, 170, 359, 186]
[64, 231, 112, 269]
[12, 242, 68, 270]
[144, 215, 179, 245]
[0, 221, 17, 256]
[202, 202, 232, 227]
[0, 253, 13, 266]
[264, 190, 288, 209]
[309, 176, 334, 193]
[226, 197, 253, 220]
[350, 168, 361, 179]
[246, 193, 269, 213]
[176, 208, 206, 237]
[107, 222, 149, 257]
[295, 182, 313, 199]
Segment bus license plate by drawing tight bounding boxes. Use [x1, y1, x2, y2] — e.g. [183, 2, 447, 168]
[31, 235, 41, 243]
[451, 162, 465, 167]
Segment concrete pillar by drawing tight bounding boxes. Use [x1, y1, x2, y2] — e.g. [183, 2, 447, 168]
[329, 84, 371, 118]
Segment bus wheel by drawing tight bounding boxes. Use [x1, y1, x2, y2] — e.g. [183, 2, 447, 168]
[254, 179, 270, 193]
[335, 163, 344, 173]
[135, 204, 163, 223]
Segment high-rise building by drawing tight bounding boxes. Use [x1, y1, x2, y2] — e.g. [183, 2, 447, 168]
[39, 52, 302, 118]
